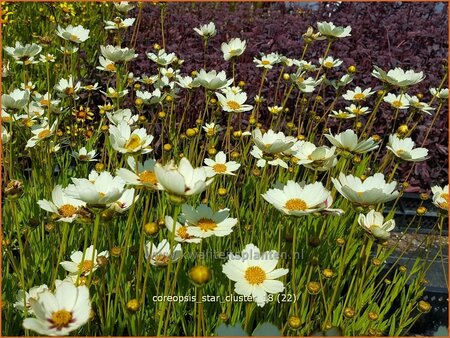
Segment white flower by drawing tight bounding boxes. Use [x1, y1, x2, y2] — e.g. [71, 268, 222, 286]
[221, 38, 247, 61]
[56, 25, 90, 43]
[59, 45, 79, 55]
[194, 22, 217, 38]
[37, 185, 86, 223]
[372, 66, 425, 87]
[39, 53, 56, 63]
[204, 151, 240, 177]
[34, 92, 61, 109]
[25, 119, 58, 148]
[216, 91, 253, 113]
[221, 86, 242, 95]
[176, 75, 199, 89]
[293, 60, 317, 72]
[65, 171, 126, 206]
[319, 56, 343, 69]
[431, 184, 449, 211]
[358, 210, 395, 240]
[330, 109, 356, 119]
[147, 49, 177, 66]
[55, 76, 82, 99]
[71, 147, 97, 162]
[113, 1, 135, 14]
[165, 215, 202, 243]
[252, 128, 296, 154]
[222, 244, 289, 307]
[100, 45, 138, 63]
[117, 156, 162, 190]
[100, 87, 129, 99]
[144, 239, 182, 267]
[110, 188, 138, 213]
[250, 146, 288, 169]
[383, 93, 409, 109]
[23, 281, 91, 336]
[2, 126, 11, 144]
[14, 284, 49, 314]
[345, 104, 370, 116]
[60, 245, 109, 276]
[268, 106, 283, 115]
[253, 53, 280, 69]
[404, 94, 434, 115]
[192, 69, 233, 90]
[263, 181, 343, 216]
[97, 56, 117, 72]
[324, 129, 379, 154]
[291, 72, 322, 93]
[2, 89, 29, 110]
[155, 157, 213, 198]
[202, 122, 222, 136]
[430, 87, 448, 99]
[332, 173, 399, 205]
[317, 21, 351, 38]
[136, 89, 163, 105]
[104, 17, 135, 30]
[293, 142, 337, 171]
[4, 41, 42, 65]
[106, 109, 138, 126]
[109, 121, 154, 154]
[386, 134, 428, 162]
[183, 204, 237, 238]
[342, 86, 375, 101]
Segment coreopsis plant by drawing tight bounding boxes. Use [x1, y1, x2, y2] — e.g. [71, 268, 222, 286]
[56, 25, 90, 43]
[60, 245, 109, 276]
[386, 134, 429, 162]
[324, 129, 379, 154]
[358, 210, 396, 240]
[372, 65, 425, 87]
[221, 37, 246, 61]
[431, 184, 449, 211]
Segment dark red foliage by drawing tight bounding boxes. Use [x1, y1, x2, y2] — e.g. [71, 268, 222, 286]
[127, 2, 448, 190]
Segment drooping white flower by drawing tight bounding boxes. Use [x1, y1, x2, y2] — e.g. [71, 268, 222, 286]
[65, 171, 126, 206]
[221, 38, 247, 61]
[204, 151, 240, 177]
[23, 281, 91, 336]
[252, 128, 296, 154]
[4, 41, 42, 65]
[104, 17, 135, 30]
[109, 188, 138, 213]
[155, 157, 213, 199]
[372, 66, 425, 87]
[2, 126, 11, 144]
[194, 22, 217, 38]
[293, 142, 337, 171]
[317, 21, 351, 38]
[358, 210, 395, 240]
[106, 108, 138, 126]
[324, 129, 379, 154]
[222, 244, 289, 307]
[117, 156, 163, 190]
[144, 239, 182, 267]
[332, 173, 399, 205]
[147, 49, 177, 66]
[37, 185, 86, 223]
[2, 89, 29, 111]
[263, 181, 344, 216]
[404, 94, 434, 115]
[431, 184, 449, 211]
[100, 45, 138, 63]
[13, 284, 49, 314]
[60, 245, 109, 276]
[113, 1, 135, 14]
[56, 25, 90, 43]
[182, 204, 237, 238]
[250, 146, 289, 169]
[192, 69, 233, 90]
[386, 134, 428, 162]
[216, 91, 253, 113]
[109, 121, 154, 154]
[430, 87, 448, 100]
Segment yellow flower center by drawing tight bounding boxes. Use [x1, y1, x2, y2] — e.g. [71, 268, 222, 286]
[177, 226, 191, 239]
[197, 218, 217, 232]
[261, 60, 271, 65]
[392, 100, 403, 108]
[324, 61, 334, 68]
[439, 193, 449, 209]
[284, 198, 308, 211]
[297, 77, 305, 83]
[396, 149, 407, 156]
[40, 99, 50, 106]
[139, 171, 158, 185]
[98, 192, 106, 198]
[353, 93, 365, 100]
[125, 134, 142, 151]
[57, 204, 77, 217]
[38, 129, 51, 139]
[357, 191, 364, 196]
[51, 309, 73, 330]
[106, 63, 117, 72]
[64, 87, 75, 96]
[69, 34, 79, 42]
[244, 266, 266, 285]
[227, 101, 241, 110]
[213, 163, 227, 173]
[153, 254, 170, 266]
[79, 260, 94, 273]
